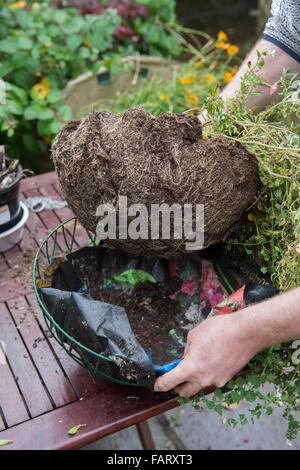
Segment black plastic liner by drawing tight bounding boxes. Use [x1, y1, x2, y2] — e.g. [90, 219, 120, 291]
[38, 245, 279, 390]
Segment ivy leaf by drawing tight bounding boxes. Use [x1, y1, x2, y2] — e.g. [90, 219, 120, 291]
[215, 404, 223, 416]
[68, 424, 86, 435]
[214, 388, 224, 401]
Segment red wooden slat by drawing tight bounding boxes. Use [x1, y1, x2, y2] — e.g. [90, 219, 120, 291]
[20, 192, 49, 249]
[0, 302, 53, 417]
[49, 183, 91, 248]
[7, 297, 77, 408]
[27, 293, 100, 400]
[22, 188, 67, 256]
[20, 172, 57, 192]
[0, 386, 179, 450]
[0, 325, 29, 428]
[0, 267, 34, 302]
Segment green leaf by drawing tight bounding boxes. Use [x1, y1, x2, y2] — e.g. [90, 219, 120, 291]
[24, 105, 40, 120]
[0, 38, 19, 54]
[113, 269, 156, 285]
[0, 440, 13, 446]
[215, 404, 223, 416]
[5, 100, 23, 115]
[248, 373, 260, 388]
[68, 424, 86, 435]
[22, 133, 39, 153]
[46, 89, 61, 104]
[18, 37, 33, 50]
[36, 108, 55, 120]
[37, 119, 53, 136]
[214, 389, 224, 401]
[66, 34, 83, 52]
[56, 103, 72, 122]
[206, 401, 215, 410]
[50, 119, 63, 134]
[0, 62, 14, 78]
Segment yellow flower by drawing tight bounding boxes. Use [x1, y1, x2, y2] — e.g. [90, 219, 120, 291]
[84, 38, 92, 49]
[227, 45, 239, 56]
[32, 77, 51, 99]
[160, 93, 168, 100]
[224, 70, 233, 84]
[232, 65, 238, 75]
[179, 77, 194, 85]
[217, 31, 228, 42]
[45, 41, 53, 48]
[216, 41, 229, 50]
[204, 74, 216, 84]
[9, 1, 26, 8]
[32, 2, 40, 8]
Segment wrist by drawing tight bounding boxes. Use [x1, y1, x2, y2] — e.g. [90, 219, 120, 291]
[230, 306, 268, 355]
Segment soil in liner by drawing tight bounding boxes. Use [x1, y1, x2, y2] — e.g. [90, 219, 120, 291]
[70, 254, 186, 365]
[52, 107, 260, 258]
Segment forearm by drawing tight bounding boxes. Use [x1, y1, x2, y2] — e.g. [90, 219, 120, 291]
[236, 286, 300, 353]
[220, 39, 300, 112]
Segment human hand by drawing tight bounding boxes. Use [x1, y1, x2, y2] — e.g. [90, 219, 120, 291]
[154, 311, 260, 397]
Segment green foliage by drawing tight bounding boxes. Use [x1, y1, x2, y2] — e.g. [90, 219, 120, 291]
[0, 0, 180, 170]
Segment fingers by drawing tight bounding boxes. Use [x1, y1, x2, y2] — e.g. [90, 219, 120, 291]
[174, 381, 199, 398]
[154, 358, 191, 392]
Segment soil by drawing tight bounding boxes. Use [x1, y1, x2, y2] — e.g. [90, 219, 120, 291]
[52, 107, 260, 258]
[91, 277, 184, 364]
[68, 252, 187, 364]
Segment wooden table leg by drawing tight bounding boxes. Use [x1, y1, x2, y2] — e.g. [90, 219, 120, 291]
[136, 420, 156, 450]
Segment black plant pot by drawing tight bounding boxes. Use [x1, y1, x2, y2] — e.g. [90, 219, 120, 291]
[0, 158, 23, 234]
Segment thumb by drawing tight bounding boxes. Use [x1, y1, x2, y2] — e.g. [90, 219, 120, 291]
[154, 358, 190, 392]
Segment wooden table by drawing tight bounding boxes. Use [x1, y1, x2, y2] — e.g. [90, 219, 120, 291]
[0, 171, 214, 450]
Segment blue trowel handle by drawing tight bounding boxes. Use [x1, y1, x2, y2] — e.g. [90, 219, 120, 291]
[148, 348, 183, 376]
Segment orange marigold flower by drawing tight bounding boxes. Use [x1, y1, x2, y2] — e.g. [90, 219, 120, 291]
[179, 77, 194, 85]
[204, 74, 216, 84]
[188, 94, 198, 104]
[224, 70, 233, 83]
[232, 65, 238, 74]
[227, 45, 239, 55]
[160, 93, 168, 100]
[217, 31, 228, 42]
[216, 41, 229, 50]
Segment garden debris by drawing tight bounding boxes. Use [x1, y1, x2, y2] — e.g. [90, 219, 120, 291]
[52, 107, 260, 258]
[23, 196, 68, 212]
[67, 424, 86, 435]
[0, 146, 20, 191]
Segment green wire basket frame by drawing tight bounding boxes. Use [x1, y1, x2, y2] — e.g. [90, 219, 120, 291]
[33, 216, 143, 387]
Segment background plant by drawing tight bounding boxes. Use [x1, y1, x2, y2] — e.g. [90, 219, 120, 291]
[0, 0, 180, 171]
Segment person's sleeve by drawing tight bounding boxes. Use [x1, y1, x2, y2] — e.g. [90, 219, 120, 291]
[263, 0, 300, 63]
